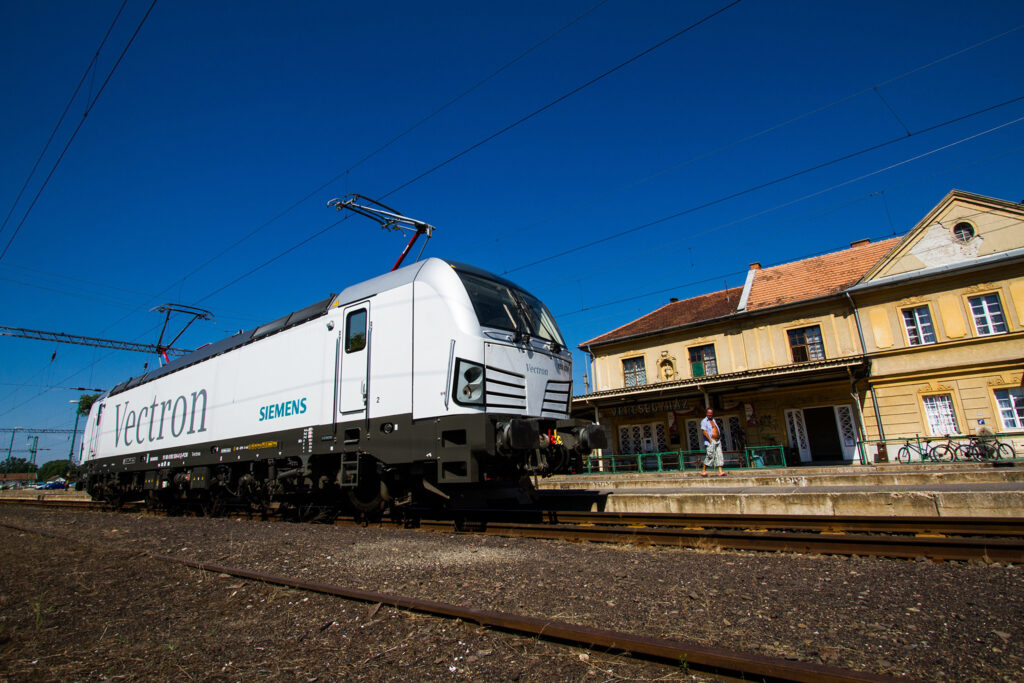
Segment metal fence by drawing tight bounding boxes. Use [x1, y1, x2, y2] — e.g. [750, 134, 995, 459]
[577, 445, 787, 474]
[857, 432, 1023, 465]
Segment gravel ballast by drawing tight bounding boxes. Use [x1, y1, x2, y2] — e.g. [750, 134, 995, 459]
[0, 505, 1021, 681]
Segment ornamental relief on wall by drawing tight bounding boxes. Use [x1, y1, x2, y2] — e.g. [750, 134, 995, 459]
[657, 351, 677, 381]
[918, 382, 954, 394]
[963, 282, 997, 294]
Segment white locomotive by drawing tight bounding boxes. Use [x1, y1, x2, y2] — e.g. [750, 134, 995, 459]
[80, 257, 605, 515]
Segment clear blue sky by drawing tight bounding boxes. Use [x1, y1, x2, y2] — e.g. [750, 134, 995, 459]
[2, 0, 1023, 467]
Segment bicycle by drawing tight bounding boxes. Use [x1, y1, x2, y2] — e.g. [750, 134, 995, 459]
[896, 438, 945, 464]
[961, 435, 1016, 461]
[927, 435, 967, 462]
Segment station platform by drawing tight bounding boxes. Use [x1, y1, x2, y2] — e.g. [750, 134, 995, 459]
[537, 462, 1024, 517]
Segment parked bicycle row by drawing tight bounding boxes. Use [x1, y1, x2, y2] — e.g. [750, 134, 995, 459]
[886, 433, 1018, 464]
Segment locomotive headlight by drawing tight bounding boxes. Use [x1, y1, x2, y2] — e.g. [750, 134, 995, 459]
[453, 359, 484, 406]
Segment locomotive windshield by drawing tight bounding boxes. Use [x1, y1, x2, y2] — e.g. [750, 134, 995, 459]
[456, 270, 566, 347]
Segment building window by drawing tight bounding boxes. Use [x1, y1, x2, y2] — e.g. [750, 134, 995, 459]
[688, 344, 717, 377]
[923, 394, 960, 435]
[788, 326, 825, 362]
[968, 293, 1007, 336]
[622, 357, 647, 387]
[902, 306, 937, 346]
[995, 388, 1024, 430]
[952, 222, 975, 243]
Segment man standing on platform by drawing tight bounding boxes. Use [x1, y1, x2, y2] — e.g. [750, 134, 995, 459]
[701, 407, 725, 477]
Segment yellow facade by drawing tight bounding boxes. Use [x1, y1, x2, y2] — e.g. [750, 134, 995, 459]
[575, 190, 1024, 463]
[850, 191, 1024, 450]
[590, 302, 862, 394]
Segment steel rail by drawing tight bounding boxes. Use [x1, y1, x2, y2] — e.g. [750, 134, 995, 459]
[0, 498, 110, 511]
[418, 520, 1024, 562]
[419, 508, 1024, 536]
[0, 519, 904, 683]
[545, 511, 1024, 536]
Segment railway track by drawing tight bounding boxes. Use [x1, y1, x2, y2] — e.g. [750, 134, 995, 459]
[0, 517, 906, 683]
[4, 497, 1022, 562]
[531, 510, 1024, 536]
[418, 510, 1024, 562]
[420, 519, 1024, 562]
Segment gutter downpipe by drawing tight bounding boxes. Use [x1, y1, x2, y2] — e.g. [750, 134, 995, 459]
[845, 291, 885, 461]
[583, 345, 603, 468]
[585, 345, 599, 425]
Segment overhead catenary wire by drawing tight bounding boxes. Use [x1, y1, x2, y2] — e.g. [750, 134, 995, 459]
[187, 14, 1021, 302]
[186, 2, 743, 303]
[538, 141, 1024, 295]
[0, 0, 160, 263]
[378, 0, 744, 202]
[557, 210, 1023, 326]
[114, 8, 1023, 308]
[78, 5, 1018, 320]
[144, 0, 611, 302]
[503, 95, 1024, 276]
[454, 20, 1024, 257]
[0, 0, 130, 241]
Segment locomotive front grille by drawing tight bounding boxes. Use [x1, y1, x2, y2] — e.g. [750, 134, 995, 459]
[484, 365, 527, 412]
[541, 379, 571, 417]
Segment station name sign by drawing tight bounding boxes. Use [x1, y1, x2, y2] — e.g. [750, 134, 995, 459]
[609, 398, 692, 418]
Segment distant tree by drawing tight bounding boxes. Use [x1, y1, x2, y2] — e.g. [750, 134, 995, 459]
[37, 459, 73, 481]
[0, 456, 38, 474]
[77, 393, 100, 417]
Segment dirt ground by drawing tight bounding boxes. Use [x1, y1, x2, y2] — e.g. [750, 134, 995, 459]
[0, 505, 1021, 681]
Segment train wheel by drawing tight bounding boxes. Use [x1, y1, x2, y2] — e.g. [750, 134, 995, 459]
[347, 476, 390, 523]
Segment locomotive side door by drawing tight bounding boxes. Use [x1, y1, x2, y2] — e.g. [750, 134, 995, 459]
[339, 302, 371, 416]
[86, 402, 105, 460]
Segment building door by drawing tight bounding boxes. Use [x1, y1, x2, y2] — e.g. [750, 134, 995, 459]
[785, 409, 809, 461]
[803, 406, 843, 461]
[618, 422, 668, 454]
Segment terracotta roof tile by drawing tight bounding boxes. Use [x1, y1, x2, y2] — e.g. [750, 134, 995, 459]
[581, 287, 744, 347]
[580, 237, 901, 349]
[744, 238, 900, 310]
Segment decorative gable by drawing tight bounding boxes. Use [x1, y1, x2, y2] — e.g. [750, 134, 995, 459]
[861, 190, 1024, 283]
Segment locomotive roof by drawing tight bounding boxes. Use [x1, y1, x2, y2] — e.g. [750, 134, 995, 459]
[107, 293, 337, 397]
[104, 258, 521, 398]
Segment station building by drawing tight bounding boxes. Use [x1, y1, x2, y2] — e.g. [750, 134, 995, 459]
[572, 190, 1024, 464]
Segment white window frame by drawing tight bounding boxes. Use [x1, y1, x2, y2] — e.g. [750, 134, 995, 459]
[968, 293, 1008, 336]
[922, 394, 960, 436]
[901, 305, 937, 346]
[622, 357, 647, 387]
[995, 388, 1024, 430]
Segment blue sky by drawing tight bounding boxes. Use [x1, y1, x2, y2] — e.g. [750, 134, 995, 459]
[2, 0, 1023, 466]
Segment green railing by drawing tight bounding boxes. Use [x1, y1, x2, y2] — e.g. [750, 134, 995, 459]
[577, 445, 787, 474]
[857, 432, 1023, 465]
[745, 445, 786, 468]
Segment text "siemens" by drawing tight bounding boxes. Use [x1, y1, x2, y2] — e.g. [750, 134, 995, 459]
[259, 398, 307, 421]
